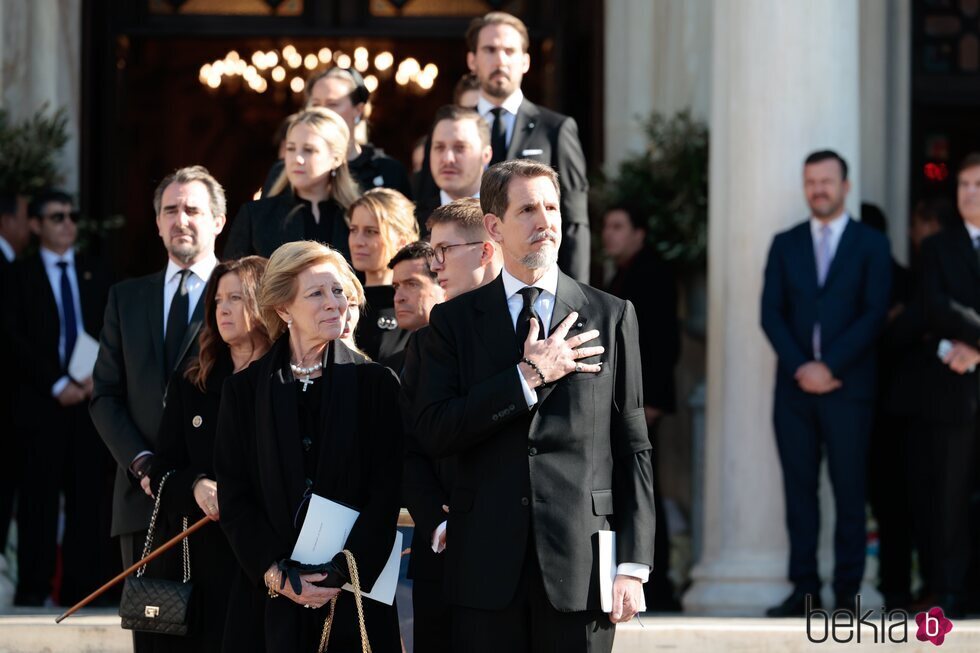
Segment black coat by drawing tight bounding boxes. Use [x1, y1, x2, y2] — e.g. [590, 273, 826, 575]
[606, 246, 680, 413]
[214, 337, 403, 652]
[224, 189, 351, 262]
[919, 223, 980, 424]
[413, 272, 655, 612]
[145, 352, 264, 653]
[357, 284, 409, 363]
[91, 270, 207, 536]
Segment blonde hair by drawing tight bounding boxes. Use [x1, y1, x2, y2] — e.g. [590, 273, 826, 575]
[259, 240, 364, 340]
[348, 188, 420, 268]
[268, 107, 362, 210]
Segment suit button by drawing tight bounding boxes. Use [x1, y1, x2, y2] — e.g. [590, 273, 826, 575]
[509, 404, 515, 411]
[492, 414, 499, 422]
[302, 437, 312, 452]
[521, 497, 529, 506]
[528, 447, 537, 456]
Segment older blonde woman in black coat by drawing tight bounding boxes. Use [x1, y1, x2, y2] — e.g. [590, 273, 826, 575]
[214, 241, 403, 652]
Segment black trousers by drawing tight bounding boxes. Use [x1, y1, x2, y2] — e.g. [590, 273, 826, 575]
[413, 578, 451, 653]
[452, 537, 614, 653]
[867, 410, 913, 600]
[773, 389, 873, 597]
[926, 420, 979, 595]
[16, 401, 116, 604]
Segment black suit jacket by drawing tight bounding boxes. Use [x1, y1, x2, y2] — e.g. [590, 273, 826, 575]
[761, 219, 892, 401]
[5, 251, 110, 421]
[90, 269, 207, 536]
[417, 98, 591, 282]
[223, 190, 351, 262]
[400, 328, 458, 581]
[920, 223, 980, 424]
[413, 271, 655, 612]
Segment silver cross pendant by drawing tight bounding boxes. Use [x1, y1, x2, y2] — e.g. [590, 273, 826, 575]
[299, 374, 314, 392]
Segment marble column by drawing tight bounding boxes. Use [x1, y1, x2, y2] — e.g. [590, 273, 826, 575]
[683, 0, 862, 615]
[0, 0, 83, 194]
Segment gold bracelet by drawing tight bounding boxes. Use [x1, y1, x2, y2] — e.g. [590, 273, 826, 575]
[265, 569, 280, 598]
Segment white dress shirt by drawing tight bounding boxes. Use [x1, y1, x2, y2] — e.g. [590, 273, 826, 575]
[162, 254, 217, 337]
[965, 220, 980, 245]
[40, 247, 86, 396]
[439, 189, 479, 207]
[477, 89, 525, 151]
[0, 235, 14, 262]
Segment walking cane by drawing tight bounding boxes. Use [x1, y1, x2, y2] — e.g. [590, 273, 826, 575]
[54, 515, 212, 623]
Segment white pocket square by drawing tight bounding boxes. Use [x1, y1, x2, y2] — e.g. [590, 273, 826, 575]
[521, 148, 543, 156]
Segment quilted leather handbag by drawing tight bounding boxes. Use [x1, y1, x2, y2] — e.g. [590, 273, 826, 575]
[119, 470, 196, 635]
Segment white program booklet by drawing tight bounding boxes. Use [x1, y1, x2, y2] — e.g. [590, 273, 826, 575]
[68, 331, 100, 381]
[291, 494, 401, 605]
[599, 530, 617, 613]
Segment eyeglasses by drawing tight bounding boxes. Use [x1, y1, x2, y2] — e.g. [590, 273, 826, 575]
[43, 211, 80, 224]
[426, 241, 484, 265]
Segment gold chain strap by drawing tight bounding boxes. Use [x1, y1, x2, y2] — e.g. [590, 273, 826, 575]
[317, 549, 371, 653]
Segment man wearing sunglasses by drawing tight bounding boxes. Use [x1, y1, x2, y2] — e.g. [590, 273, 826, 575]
[4, 189, 114, 606]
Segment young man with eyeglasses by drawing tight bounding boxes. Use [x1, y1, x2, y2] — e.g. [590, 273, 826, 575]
[4, 189, 115, 606]
[402, 198, 500, 653]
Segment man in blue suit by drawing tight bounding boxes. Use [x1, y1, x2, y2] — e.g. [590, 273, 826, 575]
[761, 150, 892, 616]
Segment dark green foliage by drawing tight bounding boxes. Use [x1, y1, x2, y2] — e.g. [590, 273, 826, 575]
[0, 104, 70, 195]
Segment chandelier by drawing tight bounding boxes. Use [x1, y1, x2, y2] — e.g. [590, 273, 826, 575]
[199, 45, 439, 95]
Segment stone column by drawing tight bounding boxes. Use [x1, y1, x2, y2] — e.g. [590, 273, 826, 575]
[683, 0, 861, 615]
[0, 0, 83, 194]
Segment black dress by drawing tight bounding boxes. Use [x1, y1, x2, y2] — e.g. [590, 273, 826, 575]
[356, 285, 410, 363]
[145, 351, 265, 652]
[224, 188, 351, 263]
[214, 337, 403, 652]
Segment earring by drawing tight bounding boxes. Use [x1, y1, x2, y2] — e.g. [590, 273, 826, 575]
[331, 169, 337, 178]
[286, 318, 293, 329]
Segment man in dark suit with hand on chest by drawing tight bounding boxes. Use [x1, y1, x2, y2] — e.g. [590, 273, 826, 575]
[414, 161, 655, 653]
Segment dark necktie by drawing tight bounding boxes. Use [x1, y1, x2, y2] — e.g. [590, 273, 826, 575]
[489, 107, 508, 166]
[57, 261, 78, 368]
[165, 269, 191, 373]
[515, 286, 545, 351]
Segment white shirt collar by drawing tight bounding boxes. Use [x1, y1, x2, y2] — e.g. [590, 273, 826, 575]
[810, 211, 850, 239]
[476, 88, 524, 119]
[501, 263, 559, 300]
[40, 246, 75, 268]
[965, 220, 980, 242]
[0, 235, 16, 262]
[439, 189, 480, 207]
[165, 252, 217, 285]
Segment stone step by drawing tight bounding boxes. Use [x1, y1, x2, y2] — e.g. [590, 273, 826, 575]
[1, 614, 977, 652]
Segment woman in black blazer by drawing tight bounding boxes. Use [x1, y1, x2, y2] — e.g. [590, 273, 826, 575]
[347, 188, 417, 361]
[224, 107, 362, 262]
[143, 256, 271, 653]
[214, 241, 403, 652]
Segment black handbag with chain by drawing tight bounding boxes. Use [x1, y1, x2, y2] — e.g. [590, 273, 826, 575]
[119, 470, 197, 636]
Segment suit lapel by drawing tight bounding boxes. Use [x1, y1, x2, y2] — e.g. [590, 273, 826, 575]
[506, 101, 540, 160]
[76, 253, 100, 335]
[823, 219, 857, 289]
[145, 271, 166, 385]
[535, 272, 589, 409]
[953, 221, 980, 282]
[173, 289, 207, 374]
[474, 275, 522, 362]
[279, 194, 307, 245]
[796, 222, 820, 293]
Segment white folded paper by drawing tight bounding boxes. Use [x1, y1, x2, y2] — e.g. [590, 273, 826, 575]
[291, 494, 401, 605]
[68, 331, 100, 381]
[599, 530, 617, 613]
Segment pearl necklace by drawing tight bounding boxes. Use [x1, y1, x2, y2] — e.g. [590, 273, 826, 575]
[290, 360, 323, 392]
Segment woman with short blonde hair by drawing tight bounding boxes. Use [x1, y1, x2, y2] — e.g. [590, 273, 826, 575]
[224, 108, 362, 262]
[215, 239, 403, 652]
[346, 188, 417, 363]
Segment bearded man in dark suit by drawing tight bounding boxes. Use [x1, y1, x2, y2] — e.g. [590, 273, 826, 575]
[414, 160, 655, 653]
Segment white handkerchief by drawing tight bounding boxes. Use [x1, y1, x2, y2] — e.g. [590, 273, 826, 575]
[68, 331, 100, 381]
[521, 148, 543, 156]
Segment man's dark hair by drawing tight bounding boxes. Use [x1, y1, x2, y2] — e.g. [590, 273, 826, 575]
[604, 202, 649, 232]
[914, 195, 956, 229]
[430, 104, 490, 147]
[453, 73, 481, 106]
[465, 12, 530, 54]
[28, 189, 73, 219]
[958, 152, 980, 178]
[0, 193, 17, 217]
[480, 160, 560, 219]
[804, 150, 849, 180]
[388, 241, 437, 280]
[426, 197, 488, 240]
